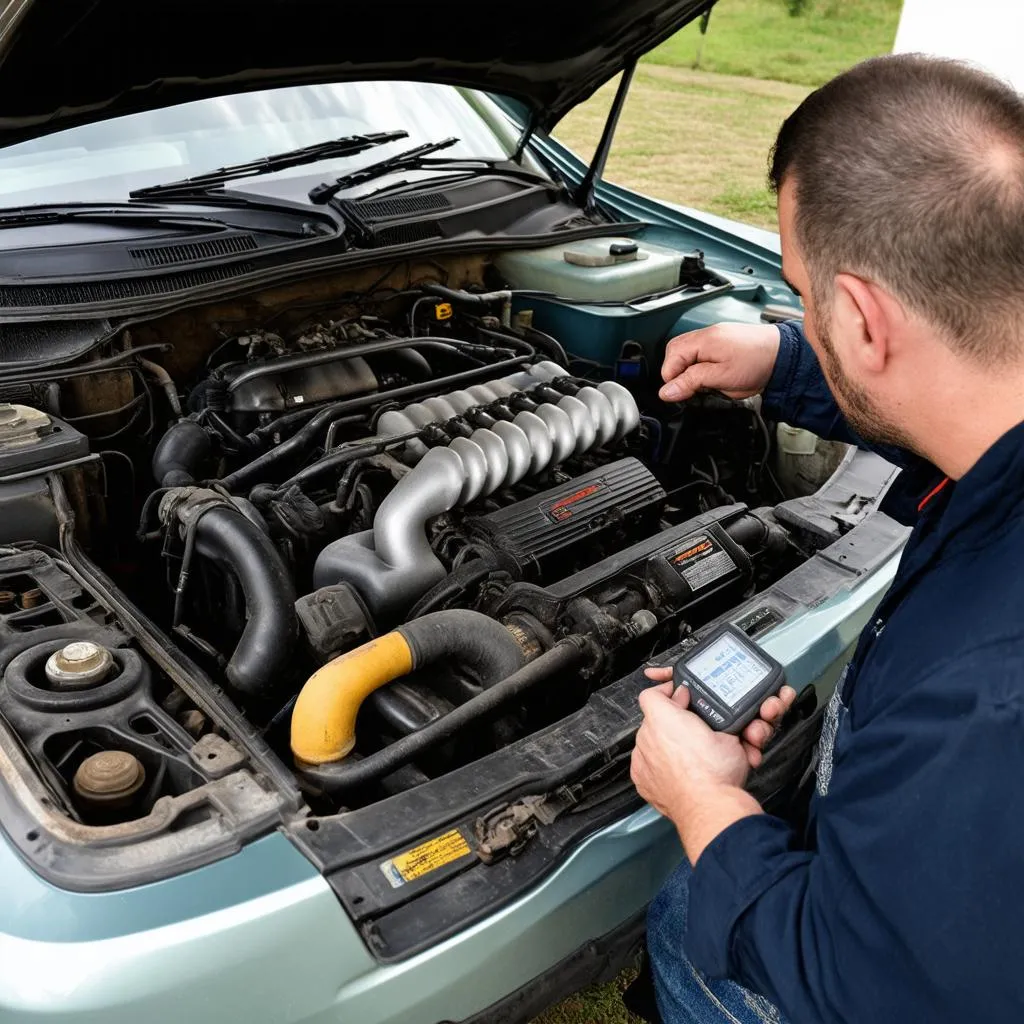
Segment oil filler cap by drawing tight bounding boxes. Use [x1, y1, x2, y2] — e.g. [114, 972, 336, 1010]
[73, 750, 146, 807]
[45, 641, 114, 689]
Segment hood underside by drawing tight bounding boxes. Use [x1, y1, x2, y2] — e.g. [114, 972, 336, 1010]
[0, 0, 714, 148]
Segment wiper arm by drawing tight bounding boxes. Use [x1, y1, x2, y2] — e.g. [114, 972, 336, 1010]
[0, 202, 322, 238]
[308, 137, 464, 204]
[129, 130, 409, 200]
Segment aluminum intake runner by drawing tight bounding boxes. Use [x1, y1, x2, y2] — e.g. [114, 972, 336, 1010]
[313, 367, 641, 620]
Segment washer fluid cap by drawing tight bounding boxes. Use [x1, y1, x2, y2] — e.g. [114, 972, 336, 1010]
[45, 640, 114, 689]
[562, 237, 649, 267]
[73, 750, 146, 806]
[0, 404, 51, 451]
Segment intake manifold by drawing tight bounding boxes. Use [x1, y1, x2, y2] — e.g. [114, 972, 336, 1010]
[375, 360, 569, 462]
[314, 370, 641, 621]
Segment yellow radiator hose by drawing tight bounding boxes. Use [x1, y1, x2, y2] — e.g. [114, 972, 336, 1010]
[290, 632, 413, 764]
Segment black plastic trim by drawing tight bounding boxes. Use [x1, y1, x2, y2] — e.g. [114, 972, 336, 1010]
[446, 910, 647, 1024]
[0, 478, 305, 893]
[0, 218, 647, 325]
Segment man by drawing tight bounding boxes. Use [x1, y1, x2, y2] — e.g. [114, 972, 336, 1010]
[630, 54, 1024, 1024]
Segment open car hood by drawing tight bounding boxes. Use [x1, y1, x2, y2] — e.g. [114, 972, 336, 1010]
[0, 0, 714, 148]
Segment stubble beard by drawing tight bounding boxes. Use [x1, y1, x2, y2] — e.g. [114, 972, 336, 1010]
[813, 309, 918, 454]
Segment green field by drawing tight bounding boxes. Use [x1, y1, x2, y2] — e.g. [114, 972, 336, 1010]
[533, 3, 901, 1021]
[551, 0, 903, 230]
[554, 64, 809, 229]
[647, 0, 903, 86]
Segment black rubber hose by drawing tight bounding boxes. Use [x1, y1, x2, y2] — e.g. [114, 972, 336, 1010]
[422, 282, 487, 306]
[193, 505, 297, 699]
[152, 420, 211, 487]
[476, 324, 570, 368]
[723, 514, 768, 552]
[207, 411, 257, 453]
[406, 554, 507, 619]
[248, 428, 423, 504]
[225, 337, 480, 394]
[725, 512, 788, 558]
[373, 347, 432, 381]
[398, 609, 525, 686]
[218, 353, 533, 493]
[245, 339, 532, 446]
[298, 637, 585, 794]
[0, 343, 170, 382]
[521, 327, 570, 369]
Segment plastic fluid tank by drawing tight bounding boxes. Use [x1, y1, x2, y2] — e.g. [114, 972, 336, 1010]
[495, 237, 683, 303]
[775, 423, 848, 497]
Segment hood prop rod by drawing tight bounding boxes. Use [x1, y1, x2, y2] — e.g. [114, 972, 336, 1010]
[512, 108, 540, 164]
[574, 59, 637, 214]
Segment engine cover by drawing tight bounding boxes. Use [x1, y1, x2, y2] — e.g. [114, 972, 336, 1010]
[464, 457, 666, 578]
[224, 356, 378, 413]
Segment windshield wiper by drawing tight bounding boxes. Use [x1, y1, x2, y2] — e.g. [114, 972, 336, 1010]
[0, 202, 326, 238]
[308, 137, 471, 204]
[129, 130, 409, 201]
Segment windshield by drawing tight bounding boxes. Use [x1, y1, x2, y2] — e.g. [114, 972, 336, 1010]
[0, 81, 529, 207]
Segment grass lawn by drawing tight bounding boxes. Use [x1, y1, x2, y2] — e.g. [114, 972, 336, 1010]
[533, 965, 644, 1024]
[529, 4, 901, 1021]
[551, 0, 903, 231]
[553, 64, 810, 229]
[647, 0, 903, 86]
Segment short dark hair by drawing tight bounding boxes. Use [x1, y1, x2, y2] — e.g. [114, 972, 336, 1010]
[769, 54, 1024, 363]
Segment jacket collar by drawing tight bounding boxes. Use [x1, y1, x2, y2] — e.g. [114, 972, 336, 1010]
[920, 418, 1024, 552]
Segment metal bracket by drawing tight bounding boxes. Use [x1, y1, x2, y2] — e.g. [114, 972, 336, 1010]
[473, 754, 634, 864]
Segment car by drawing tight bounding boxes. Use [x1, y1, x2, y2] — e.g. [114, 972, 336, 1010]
[0, 1, 907, 1021]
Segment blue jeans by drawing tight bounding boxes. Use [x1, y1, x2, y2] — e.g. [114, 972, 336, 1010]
[647, 860, 788, 1024]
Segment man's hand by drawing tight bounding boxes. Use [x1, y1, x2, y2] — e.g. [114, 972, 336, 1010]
[659, 323, 782, 403]
[631, 670, 797, 864]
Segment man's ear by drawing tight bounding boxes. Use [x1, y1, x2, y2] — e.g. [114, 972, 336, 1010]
[833, 272, 900, 375]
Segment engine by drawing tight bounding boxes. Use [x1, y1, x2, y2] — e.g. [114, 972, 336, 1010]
[0, 267, 807, 824]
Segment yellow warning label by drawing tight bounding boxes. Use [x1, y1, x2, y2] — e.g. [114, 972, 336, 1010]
[434, 302, 454, 321]
[379, 829, 472, 889]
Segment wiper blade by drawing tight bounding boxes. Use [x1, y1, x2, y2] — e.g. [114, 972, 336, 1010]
[130, 130, 409, 200]
[0, 202, 319, 238]
[308, 137, 464, 204]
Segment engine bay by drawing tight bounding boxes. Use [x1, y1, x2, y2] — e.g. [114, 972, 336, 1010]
[0, 247, 833, 876]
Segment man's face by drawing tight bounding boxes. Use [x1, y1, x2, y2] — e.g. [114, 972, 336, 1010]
[777, 179, 914, 451]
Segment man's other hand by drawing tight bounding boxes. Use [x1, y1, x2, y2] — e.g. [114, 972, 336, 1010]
[631, 670, 797, 863]
[659, 323, 782, 403]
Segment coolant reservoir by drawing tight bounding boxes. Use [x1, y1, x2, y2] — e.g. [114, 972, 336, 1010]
[775, 424, 849, 497]
[495, 237, 684, 303]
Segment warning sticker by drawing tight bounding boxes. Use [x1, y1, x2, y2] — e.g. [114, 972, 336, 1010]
[379, 829, 473, 889]
[668, 533, 737, 592]
[546, 482, 604, 523]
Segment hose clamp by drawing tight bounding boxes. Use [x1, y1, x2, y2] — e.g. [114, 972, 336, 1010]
[158, 487, 230, 533]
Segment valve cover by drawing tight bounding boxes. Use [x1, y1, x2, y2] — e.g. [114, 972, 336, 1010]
[464, 457, 666, 578]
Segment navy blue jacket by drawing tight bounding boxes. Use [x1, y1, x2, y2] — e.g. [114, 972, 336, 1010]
[685, 321, 1024, 1022]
